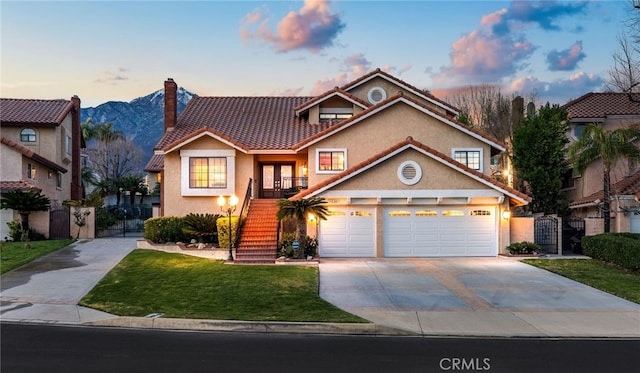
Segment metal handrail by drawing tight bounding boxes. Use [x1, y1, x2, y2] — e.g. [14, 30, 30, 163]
[235, 178, 253, 247]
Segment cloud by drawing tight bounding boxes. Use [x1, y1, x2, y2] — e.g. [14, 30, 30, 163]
[94, 67, 130, 84]
[241, 0, 345, 53]
[506, 71, 604, 103]
[489, 0, 589, 36]
[546, 41, 585, 71]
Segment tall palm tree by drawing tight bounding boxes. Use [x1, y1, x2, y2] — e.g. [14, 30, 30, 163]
[568, 124, 640, 232]
[0, 190, 51, 234]
[276, 197, 329, 258]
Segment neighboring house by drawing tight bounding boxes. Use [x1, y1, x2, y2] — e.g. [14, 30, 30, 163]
[145, 70, 530, 260]
[0, 97, 83, 239]
[561, 92, 640, 234]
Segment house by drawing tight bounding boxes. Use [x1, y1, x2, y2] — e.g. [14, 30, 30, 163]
[0, 97, 83, 239]
[561, 92, 640, 234]
[145, 70, 530, 261]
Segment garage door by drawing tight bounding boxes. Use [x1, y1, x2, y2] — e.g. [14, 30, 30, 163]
[384, 206, 497, 257]
[319, 207, 375, 257]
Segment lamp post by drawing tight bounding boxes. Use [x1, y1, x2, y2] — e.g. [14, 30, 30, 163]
[217, 194, 238, 261]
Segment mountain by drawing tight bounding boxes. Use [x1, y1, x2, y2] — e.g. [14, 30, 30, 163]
[81, 87, 195, 170]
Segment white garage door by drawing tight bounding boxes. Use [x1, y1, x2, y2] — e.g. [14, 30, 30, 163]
[384, 206, 497, 257]
[319, 207, 375, 257]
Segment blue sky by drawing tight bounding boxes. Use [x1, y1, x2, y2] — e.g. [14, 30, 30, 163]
[0, 0, 633, 108]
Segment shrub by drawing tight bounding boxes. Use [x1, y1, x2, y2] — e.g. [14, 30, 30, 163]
[182, 213, 220, 244]
[582, 233, 640, 271]
[5, 219, 45, 242]
[216, 216, 240, 249]
[506, 241, 541, 255]
[144, 216, 192, 243]
[278, 233, 317, 258]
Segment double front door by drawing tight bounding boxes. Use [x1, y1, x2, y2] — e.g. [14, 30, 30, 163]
[260, 163, 294, 198]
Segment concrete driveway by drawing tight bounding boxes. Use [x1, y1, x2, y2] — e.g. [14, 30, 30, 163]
[319, 257, 640, 337]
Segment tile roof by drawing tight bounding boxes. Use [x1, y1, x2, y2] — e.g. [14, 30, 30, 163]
[294, 87, 370, 114]
[0, 180, 41, 193]
[562, 92, 640, 119]
[570, 171, 640, 207]
[0, 98, 74, 126]
[292, 92, 506, 151]
[1, 136, 67, 173]
[154, 96, 333, 152]
[292, 136, 531, 205]
[144, 153, 164, 172]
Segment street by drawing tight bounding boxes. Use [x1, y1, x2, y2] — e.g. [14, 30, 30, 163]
[1, 322, 638, 373]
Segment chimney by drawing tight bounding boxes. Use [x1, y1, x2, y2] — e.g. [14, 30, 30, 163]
[70, 95, 82, 200]
[164, 78, 177, 132]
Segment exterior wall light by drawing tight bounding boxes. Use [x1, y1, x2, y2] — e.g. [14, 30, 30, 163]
[502, 210, 511, 220]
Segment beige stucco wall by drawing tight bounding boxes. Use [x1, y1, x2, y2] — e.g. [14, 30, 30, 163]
[307, 103, 492, 186]
[69, 207, 95, 239]
[509, 217, 534, 250]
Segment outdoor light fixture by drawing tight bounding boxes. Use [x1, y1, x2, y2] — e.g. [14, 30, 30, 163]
[217, 194, 238, 261]
[502, 210, 511, 220]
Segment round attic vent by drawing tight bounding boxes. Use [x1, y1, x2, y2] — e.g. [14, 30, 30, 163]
[367, 87, 387, 104]
[397, 160, 422, 186]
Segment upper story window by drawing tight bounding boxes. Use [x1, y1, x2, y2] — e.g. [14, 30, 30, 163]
[320, 113, 352, 123]
[189, 157, 227, 188]
[56, 172, 62, 188]
[20, 128, 36, 142]
[453, 148, 482, 172]
[27, 163, 36, 179]
[317, 148, 346, 173]
[65, 134, 72, 155]
[573, 124, 587, 139]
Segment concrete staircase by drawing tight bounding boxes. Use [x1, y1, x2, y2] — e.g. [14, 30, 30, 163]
[235, 199, 279, 264]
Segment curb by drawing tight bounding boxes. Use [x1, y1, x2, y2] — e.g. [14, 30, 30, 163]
[85, 317, 416, 336]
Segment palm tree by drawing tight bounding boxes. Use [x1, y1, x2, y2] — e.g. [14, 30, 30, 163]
[276, 197, 329, 258]
[0, 190, 51, 234]
[568, 124, 640, 232]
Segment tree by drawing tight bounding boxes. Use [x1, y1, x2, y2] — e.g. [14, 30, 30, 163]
[0, 190, 51, 234]
[276, 197, 329, 258]
[568, 124, 640, 232]
[512, 104, 569, 214]
[87, 137, 143, 182]
[119, 174, 146, 206]
[605, 1, 640, 98]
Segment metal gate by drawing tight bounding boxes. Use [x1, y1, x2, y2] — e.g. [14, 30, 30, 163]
[95, 206, 152, 238]
[534, 215, 558, 254]
[562, 218, 585, 254]
[49, 207, 70, 239]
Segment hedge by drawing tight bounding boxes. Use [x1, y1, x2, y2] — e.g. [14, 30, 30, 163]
[216, 216, 240, 249]
[582, 233, 640, 271]
[144, 216, 193, 243]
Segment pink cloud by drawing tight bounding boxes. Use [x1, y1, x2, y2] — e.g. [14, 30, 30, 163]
[480, 8, 507, 26]
[546, 41, 585, 71]
[240, 0, 345, 53]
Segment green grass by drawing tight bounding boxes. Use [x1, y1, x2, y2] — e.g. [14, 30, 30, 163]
[523, 259, 640, 304]
[80, 250, 367, 323]
[0, 239, 75, 275]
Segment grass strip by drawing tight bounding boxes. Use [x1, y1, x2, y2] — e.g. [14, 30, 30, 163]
[0, 239, 75, 275]
[522, 258, 640, 304]
[81, 250, 367, 323]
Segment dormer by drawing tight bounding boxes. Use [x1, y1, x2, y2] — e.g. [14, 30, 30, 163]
[295, 88, 369, 124]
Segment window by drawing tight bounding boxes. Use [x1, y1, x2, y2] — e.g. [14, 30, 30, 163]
[561, 168, 576, 189]
[351, 210, 372, 217]
[442, 210, 464, 216]
[320, 113, 352, 123]
[317, 149, 346, 172]
[27, 163, 36, 179]
[189, 157, 226, 188]
[573, 124, 587, 139]
[56, 172, 62, 188]
[453, 149, 482, 171]
[388, 210, 411, 217]
[416, 210, 437, 216]
[20, 128, 36, 142]
[65, 134, 72, 155]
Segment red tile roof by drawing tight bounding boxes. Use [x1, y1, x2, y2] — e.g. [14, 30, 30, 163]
[294, 87, 370, 114]
[291, 136, 531, 205]
[144, 154, 164, 172]
[0, 180, 40, 193]
[562, 92, 640, 119]
[1, 136, 67, 173]
[153, 96, 333, 152]
[0, 98, 75, 126]
[570, 171, 640, 207]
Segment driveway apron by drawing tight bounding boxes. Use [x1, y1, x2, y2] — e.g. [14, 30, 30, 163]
[319, 258, 640, 337]
[1, 238, 137, 324]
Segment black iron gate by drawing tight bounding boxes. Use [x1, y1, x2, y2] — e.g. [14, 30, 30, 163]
[562, 218, 585, 254]
[49, 207, 71, 239]
[534, 215, 558, 254]
[95, 206, 152, 238]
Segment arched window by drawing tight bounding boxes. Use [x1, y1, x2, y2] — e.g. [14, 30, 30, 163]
[20, 128, 36, 142]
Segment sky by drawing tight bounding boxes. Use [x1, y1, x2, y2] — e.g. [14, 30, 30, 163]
[0, 0, 635, 108]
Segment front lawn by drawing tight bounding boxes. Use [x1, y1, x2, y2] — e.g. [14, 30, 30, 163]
[522, 259, 640, 304]
[0, 239, 75, 275]
[80, 250, 367, 323]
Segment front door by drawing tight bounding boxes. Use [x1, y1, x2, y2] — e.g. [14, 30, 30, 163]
[260, 164, 294, 198]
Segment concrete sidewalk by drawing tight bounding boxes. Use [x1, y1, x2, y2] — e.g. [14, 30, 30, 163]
[1, 239, 639, 338]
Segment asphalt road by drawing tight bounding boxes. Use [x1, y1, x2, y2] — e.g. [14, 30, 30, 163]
[1, 322, 638, 373]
